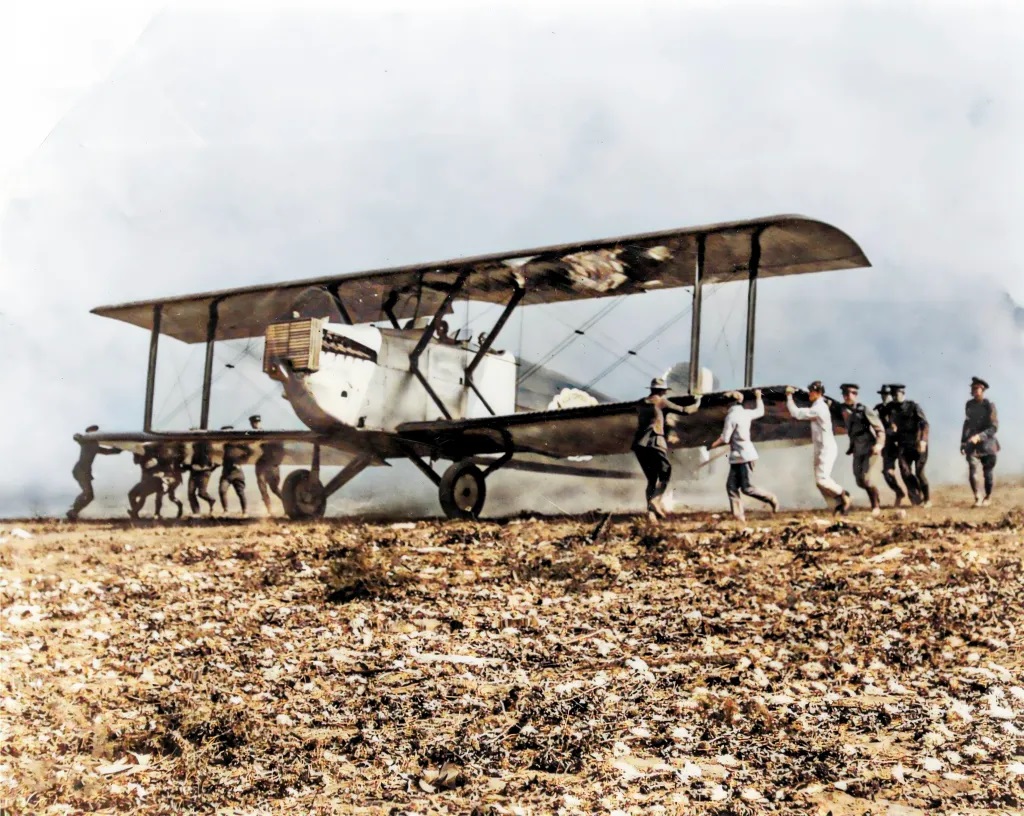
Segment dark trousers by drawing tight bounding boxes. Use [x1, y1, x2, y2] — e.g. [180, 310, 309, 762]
[726, 463, 776, 506]
[155, 473, 184, 518]
[68, 468, 94, 519]
[635, 446, 671, 505]
[128, 474, 162, 518]
[881, 445, 905, 502]
[220, 468, 247, 513]
[851, 451, 881, 510]
[188, 471, 216, 514]
[898, 448, 929, 505]
[256, 463, 282, 509]
[967, 453, 997, 498]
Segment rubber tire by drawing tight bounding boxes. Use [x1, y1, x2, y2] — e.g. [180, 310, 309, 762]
[282, 469, 327, 520]
[438, 461, 487, 519]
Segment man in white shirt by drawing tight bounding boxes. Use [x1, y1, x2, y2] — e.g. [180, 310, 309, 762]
[785, 381, 852, 513]
[709, 389, 779, 521]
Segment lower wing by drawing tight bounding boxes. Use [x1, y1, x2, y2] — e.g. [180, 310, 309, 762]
[393, 386, 844, 461]
[77, 429, 364, 468]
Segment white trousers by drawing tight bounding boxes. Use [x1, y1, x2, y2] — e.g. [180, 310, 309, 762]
[813, 439, 845, 501]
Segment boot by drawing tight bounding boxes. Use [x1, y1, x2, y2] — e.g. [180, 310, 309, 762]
[834, 492, 852, 515]
[868, 489, 881, 517]
[647, 500, 666, 521]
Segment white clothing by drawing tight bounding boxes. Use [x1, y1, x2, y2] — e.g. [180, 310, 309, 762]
[786, 396, 834, 449]
[787, 395, 844, 500]
[721, 399, 764, 464]
[813, 444, 844, 499]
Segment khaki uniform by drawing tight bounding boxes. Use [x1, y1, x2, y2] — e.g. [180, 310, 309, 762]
[961, 397, 999, 501]
[255, 442, 285, 514]
[632, 395, 674, 514]
[187, 442, 217, 515]
[219, 442, 251, 513]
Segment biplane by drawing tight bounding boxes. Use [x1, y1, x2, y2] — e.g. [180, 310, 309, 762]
[82, 214, 869, 519]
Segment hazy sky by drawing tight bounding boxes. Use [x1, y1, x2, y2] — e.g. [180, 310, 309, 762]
[1, 1, 1022, 515]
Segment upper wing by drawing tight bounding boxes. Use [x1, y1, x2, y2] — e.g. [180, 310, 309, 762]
[393, 386, 847, 461]
[91, 215, 869, 343]
[77, 429, 365, 468]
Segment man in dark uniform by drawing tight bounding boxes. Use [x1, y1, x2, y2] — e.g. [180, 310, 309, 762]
[889, 384, 930, 507]
[840, 384, 885, 516]
[961, 376, 999, 506]
[219, 427, 250, 514]
[874, 385, 906, 506]
[67, 425, 121, 520]
[250, 415, 285, 515]
[153, 445, 185, 519]
[187, 439, 218, 515]
[128, 447, 164, 519]
[632, 377, 691, 521]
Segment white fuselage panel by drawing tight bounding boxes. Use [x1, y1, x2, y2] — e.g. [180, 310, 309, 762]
[363, 330, 517, 428]
[273, 323, 517, 432]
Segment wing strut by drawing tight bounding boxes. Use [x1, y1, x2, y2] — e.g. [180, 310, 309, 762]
[328, 283, 354, 325]
[408, 268, 471, 420]
[743, 229, 763, 388]
[199, 297, 226, 429]
[143, 304, 162, 432]
[464, 279, 525, 416]
[382, 290, 401, 329]
[687, 234, 705, 394]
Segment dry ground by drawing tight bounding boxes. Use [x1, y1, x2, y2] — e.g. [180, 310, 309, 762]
[2, 485, 1024, 815]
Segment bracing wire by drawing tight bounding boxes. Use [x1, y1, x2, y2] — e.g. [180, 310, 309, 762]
[539, 307, 659, 381]
[229, 383, 285, 428]
[582, 284, 728, 390]
[156, 345, 199, 427]
[517, 296, 627, 384]
[707, 281, 744, 385]
[156, 338, 263, 427]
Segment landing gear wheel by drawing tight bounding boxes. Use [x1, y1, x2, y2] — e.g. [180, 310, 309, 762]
[439, 461, 487, 519]
[282, 469, 327, 519]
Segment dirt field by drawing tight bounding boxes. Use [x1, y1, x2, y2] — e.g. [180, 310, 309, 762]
[2, 485, 1024, 815]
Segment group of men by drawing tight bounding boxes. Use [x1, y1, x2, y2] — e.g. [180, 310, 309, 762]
[632, 376, 1000, 522]
[67, 414, 286, 520]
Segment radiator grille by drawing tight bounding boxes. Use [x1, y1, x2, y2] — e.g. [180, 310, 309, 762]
[263, 318, 323, 374]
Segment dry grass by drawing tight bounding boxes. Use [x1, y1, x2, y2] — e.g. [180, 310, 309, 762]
[2, 486, 1024, 814]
